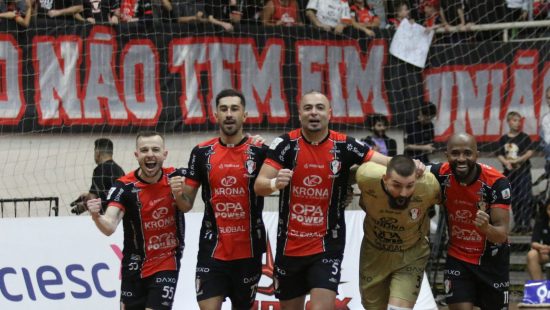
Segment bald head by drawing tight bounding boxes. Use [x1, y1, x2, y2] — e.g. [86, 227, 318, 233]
[300, 91, 331, 108]
[446, 133, 479, 182]
[447, 133, 477, 152]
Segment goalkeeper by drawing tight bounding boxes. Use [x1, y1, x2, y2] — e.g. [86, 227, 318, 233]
[71, 138, 125, 214]
[356, 155, 440, 310]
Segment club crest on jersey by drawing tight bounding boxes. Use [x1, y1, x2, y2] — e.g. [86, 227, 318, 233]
[501, 188, 510, 200]
[409, 208, 420, 220]
[330, 160, 341, 175]
[246, 159, 256, 175]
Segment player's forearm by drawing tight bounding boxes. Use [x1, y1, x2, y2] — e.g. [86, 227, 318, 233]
[518, 150, 534, 162]
[369, 152, 390, 166]
[92, 214, 117, 236]
[483, 224, 508, 244]
[60, 5, 84, 15]
[174, 193, 193, 213]
[254, 176, 276, 196]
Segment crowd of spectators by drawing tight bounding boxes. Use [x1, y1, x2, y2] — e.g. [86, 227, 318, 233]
[1, 0, 548, 30]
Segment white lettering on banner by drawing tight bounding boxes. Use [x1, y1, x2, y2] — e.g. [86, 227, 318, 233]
[214, 202, 246, 219]
[424, 50, 547, 141]
[169, 38, 288, 125]
[0, 36, 25, 124]
[82, 34, 128, 122]
[34, 37, 83, 125]
[292, 186, 329, 198]
[121, 41, 161, 125]
[297, 40, 389, 122]
[290, 204, 324, 226]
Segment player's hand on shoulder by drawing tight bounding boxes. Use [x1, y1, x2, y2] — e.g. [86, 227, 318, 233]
[248, 134, 265, 145]
[87, 198, 102, 216]
[413, 159, 426, 177]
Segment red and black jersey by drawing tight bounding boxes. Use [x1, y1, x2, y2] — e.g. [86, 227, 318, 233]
[430, 162, 511, 265]
[107, 167, 186, 278]
[185, 136, 267, 261]
[266, 129, 373, 257]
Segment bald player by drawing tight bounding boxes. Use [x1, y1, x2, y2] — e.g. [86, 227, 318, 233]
[356, 155, 440, 310]
[430, 133, 511, 310]
[254, 91, 392, 310]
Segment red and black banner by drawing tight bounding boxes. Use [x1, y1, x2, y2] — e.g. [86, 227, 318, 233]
[0, 21, 549, 142]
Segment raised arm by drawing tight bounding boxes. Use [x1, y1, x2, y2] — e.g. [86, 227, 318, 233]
[87, 198, 124, 236]
[254, 164, 293, 197]
[169, 175, 199, 213]
[475, 207, 509, 244]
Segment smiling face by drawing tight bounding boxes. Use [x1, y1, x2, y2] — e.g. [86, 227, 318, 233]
[299, 92, 331, 137]
[446, 134, 478, 182]
[215, 95, 247, 138]
[134, 134, 167, 182]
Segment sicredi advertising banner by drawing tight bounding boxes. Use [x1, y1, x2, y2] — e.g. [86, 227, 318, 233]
[0, 211, 436, 309]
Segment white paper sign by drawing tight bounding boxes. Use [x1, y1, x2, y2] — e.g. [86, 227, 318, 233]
[389, 19, 434, 68]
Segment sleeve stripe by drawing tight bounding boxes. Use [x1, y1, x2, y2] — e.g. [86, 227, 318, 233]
[185, 178, 200, 188]
[264, 158, 283, 170]
[108, 202, 126, 212]
[363, 149, 374, 162]
[491, 203, 510, 211]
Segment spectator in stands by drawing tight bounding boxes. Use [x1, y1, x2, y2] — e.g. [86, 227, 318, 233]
[305, 0, 352, 34]
[261, 0, 302, 26]
[0, 0, 33, 26]
[527, 202, 550, 280]
[540, 87, 550, 174]
[74, 0, 118, 23]
[404, 102, 436, 164]
[439, 0, 466, 28]
[362, 113, 397, 157]
[238, 0, 264, 24]
[421, 0, 442, 30]
[366, 0, 385, 26]
[497, 111, 535, 234]
[70, 138, 125, 215]
[199, 0, 242, 31]
[119, 0, 153, 22]
[504, 0, 528, 22]
[349, 0, 378, 36]
[387, 1, 413, 28]
[173, 1, 206, 23]
[35, 0, 83, 20]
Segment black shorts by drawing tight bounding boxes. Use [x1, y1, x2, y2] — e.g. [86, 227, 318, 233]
[195, 255, 262, 309]
[274, 251, 343, 300]
[121, 270, 179, 310]
[444, 249, 510, 310]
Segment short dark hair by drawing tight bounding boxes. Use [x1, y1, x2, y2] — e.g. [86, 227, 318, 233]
[387, 155, 416, 178]
[94, 138, 113, 154]
[396, 1, 409, 10]
[215, 89, 246, 108]
[136, 131, 164, 145]
[367, 113, 389, 129]
[420, 102, 437, 118]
